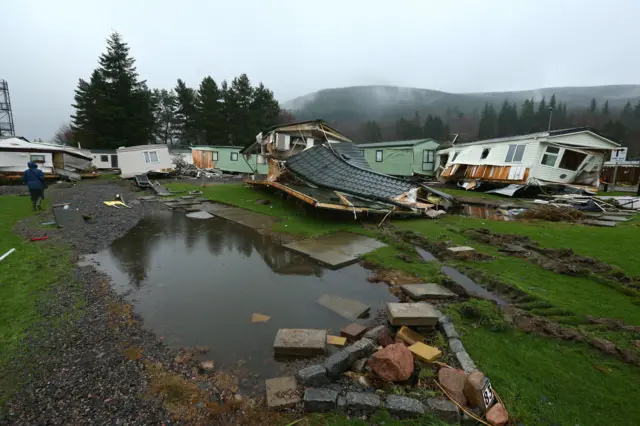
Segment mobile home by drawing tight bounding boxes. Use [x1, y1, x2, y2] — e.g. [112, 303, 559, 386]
[357, 139, 440, 177]
[116, 144, 173, 178]
[191, 146, 268, 174]
[436, 127, 619, 193]
[90, 149, 119, 169]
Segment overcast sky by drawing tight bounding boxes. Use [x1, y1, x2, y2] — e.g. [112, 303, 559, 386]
[4, 0, 640, 140]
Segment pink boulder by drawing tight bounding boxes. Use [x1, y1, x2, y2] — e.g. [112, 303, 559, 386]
[486, 403, 509, 426]
[367, 343, 414, 382]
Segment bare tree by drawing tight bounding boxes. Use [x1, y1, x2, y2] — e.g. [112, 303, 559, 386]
[51, 123, 73, 145]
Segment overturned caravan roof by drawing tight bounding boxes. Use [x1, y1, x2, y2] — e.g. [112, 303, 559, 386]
[246, 144, 450, 215]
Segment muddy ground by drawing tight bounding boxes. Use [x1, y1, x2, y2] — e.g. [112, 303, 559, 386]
[1, 181, 279, 425]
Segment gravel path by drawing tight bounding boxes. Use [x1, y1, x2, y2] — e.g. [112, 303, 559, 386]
[0, 182, 227, 425]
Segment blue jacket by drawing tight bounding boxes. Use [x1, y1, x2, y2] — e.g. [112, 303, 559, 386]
[23, 162, 46, 191]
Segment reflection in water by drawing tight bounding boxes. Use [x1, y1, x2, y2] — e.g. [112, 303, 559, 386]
[456, 205, 525, 222]
[91, 212, 395, 377]
[441, 266, 506, 305]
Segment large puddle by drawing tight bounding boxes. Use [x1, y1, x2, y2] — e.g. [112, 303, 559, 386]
[90, 211, 395, 378]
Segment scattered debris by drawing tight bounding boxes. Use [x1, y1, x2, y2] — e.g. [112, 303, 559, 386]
[397, 326, 426, 346]
[317, 294, 370, 320]
[520, 205, 585, 222]
[326, 335, 347, 346]
[52, 206, 85, 228]
[408, 342, 441, 363]
[30, 235, 48, 242]
[447, 246, 476, 253]
[426, 209, 447, 219]
[340, 323, 368, 341]
[199, 360, 215, 371]
[0, 248, 16, 262]
[250, 313, 271, 323]
[188, 190, 204, 195]
[265, 376, 300, 409]
[39, 221, 56, 226]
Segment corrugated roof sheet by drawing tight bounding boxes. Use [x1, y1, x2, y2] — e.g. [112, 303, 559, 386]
[356, 139, 438, 148]
[286, 144, 414, 200]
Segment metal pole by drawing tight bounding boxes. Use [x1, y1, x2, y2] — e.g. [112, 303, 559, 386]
[611, 164, 618, 192]
[547, 106, 554, 131]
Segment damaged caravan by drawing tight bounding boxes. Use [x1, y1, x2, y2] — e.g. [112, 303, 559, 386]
[436, 127, 619, 195]
[242, 120, 453, 215]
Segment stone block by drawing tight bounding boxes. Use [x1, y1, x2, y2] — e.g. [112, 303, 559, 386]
[400, 283, 458, 300]
[447, 246, 475, 252]
[464, 371, 488, 410]
[448, 337, 465, 354]
[344, 338, 376, 363]
[455, 351, 478, 373]
[303, 388, 338, 412]
[352, 358, 367, 373]
[397, 326, 425, 345]
[185, 210, 214, 219]
[425, 397, 460, 424]
[486, 403, 509, 426]
[297, 364, 329, 387]
[408, 342, 441, 363]
[318, 294, 370, 320]
[265, 376, 300, 409]
[340, 323, 368, 341]
[345, 392, 381, 413]
[273, 329, 326, 357]
[323, 350, 352, 378]
[438, 368, 467, 407]
[386, 303, 441, 327]
[362, 325, 387, 343]
[440, 321, 460, 339]
[385, 394, 424, 418]
[327, 335, 347, 346]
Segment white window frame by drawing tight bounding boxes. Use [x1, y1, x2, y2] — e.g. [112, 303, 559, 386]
[375, 150, 383, 162]
[540, 146, 560, 167]
[211, 151, 219, 162]
[422, 149, 435, 171]
[230, 152, 238, 161]
[143, 150, 160, 164]
[100, 155, 109, 162]
[505, 144, 526, 163]
[30, 154, 46, 163]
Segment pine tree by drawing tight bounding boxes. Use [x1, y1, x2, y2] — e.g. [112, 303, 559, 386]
[226, 74, 254, 145]
[361, 120, 383, 142]
[423, 114, 447, 140]
[621, 101, 633, 118]
[195, 76, 225, 145]
[174, 79, 198, 145]
[152, 89, 177, 144]
[549, 94, 556, 109]
[519, 99, 536, 133]
[589, 98, 598, 112]
[477, 103, 498, 139]
[250, 82, 280, 135]
[536, 97, 548, 131]
[71, 32, 154, 149]
[602, 100, 610, 116]
[497, 100, 518, 137]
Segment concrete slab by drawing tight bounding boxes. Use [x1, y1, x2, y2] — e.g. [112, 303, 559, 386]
[284, 232, 386, 268]
[213, 207, 276, 231]
[152, 185, 171, 196]
[599, 215, 631, 222]
[447, 246, 475, 253]
[186, 210, 214, 219]
[273, 329, 326, 357]
[583, 219, 617, 227]
[53, 207, 85, 228]
[265, 376, 300, 408]
[317, 294, 370, 320]
[386, 303, 441, 327]
[400, 284, 458, 301]
[340, 323, 368, 341]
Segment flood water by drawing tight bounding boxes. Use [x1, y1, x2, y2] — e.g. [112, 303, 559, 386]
[456, 205, 526, 221]
[90, 211, 395, 378]
[441, 266, 506, 305]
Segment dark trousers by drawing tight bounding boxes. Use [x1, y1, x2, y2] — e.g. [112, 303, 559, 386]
[29, 189, 44, 210]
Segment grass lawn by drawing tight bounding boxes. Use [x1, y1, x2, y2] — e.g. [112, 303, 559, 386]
[0, 196, 78, 401]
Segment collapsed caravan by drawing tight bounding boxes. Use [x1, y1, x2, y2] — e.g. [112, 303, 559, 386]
[436, 127, 619, 195]
[242, 120, 453, 215]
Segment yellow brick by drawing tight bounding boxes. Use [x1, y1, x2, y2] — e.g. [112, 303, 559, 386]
[327, 335, 347, 346]
[397, 326, 425, 345]
[409, 342, 441, 363]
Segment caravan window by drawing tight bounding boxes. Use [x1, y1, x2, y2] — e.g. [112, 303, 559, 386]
[30, 154, 46, 163]
[559, 149, 588, 171]
[505, 144, 526, 162]
[211, 151, 219, 161]
[480, 148, 490, 159]
[231, 152, 238, 161]
[540, 146, 560, 167]
[375, 150, 383, 162]
[143, 150, 159, 164]
[422, 150, 435, 171]
[100, 155, 109, 162]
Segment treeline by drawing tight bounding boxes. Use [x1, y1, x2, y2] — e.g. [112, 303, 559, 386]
[356, 95, 640, 154]
[71, 33, 282, 150]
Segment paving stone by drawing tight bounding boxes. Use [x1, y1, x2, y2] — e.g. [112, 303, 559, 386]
[408, 342, 441, 363]
[284, 232, 386, 268]
[303, 388, 338, 412]
[323, 350, 352, 378]
[344, 338, 376, 363]
[447, 246, 476, 252]
[185, 210, 214, 219]
[440, 322, 460, 339]
[265, 376, 300, 409]
[397, 326, 425, 345]
[297, 364, 329, 387]
[400, 283, 458, 300]
[273, 329, 326, 357]
[345, 392, 381, 413]
[448, 337, 465, 354]
[582, 219, 617, 227]
[53, 207, 85, 228]
[327, 335, 347, 346]
[425, 397, 461, 424]
[386, 303, 441, 327]
[337, 394, 347, 410]
[352, 358, 367, 373]
[455, 351, 478, 373]
[362, 325, 388, 344]
[385, 394, 425, 418]
[340, 323, 368, 340]
[318, 294, 370, 320]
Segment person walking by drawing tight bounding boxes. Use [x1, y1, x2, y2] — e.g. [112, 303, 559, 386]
[23, 161, 46, 211]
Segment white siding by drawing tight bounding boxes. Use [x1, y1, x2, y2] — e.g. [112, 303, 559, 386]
[116, 146, 173, 178]
[91, 154, 114, 169]
[530, 142, 605, 184]
[548, 132, 619, 149]
[0, 151, 55, 174]
[448, 139, 540, 168]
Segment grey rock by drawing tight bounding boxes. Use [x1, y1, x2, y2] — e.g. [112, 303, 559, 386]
[297, 364, 329, 386]
[345, 392, 381, 413]
[323, 350, 351, 378]
[426, 397, 460, 424]
[337, 394, 347, 411]
[344, 338, 375, 364]
[385, 395, 424, 418]
[441, 321, 460, 339]
[362, 325, 387, 343]
[438, 315, 452, 325]
[352, 358, 367, 373]
[448, 337, 465, 354]
[303, 388, 338, 413]
[455, 351, 478, 373]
